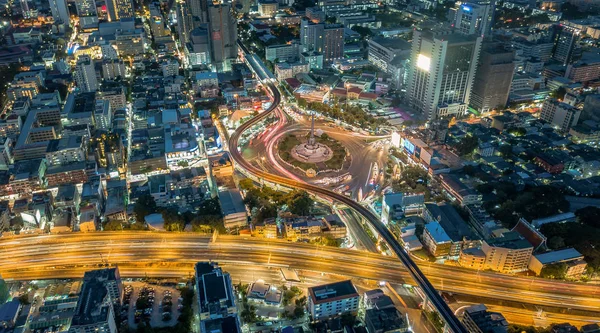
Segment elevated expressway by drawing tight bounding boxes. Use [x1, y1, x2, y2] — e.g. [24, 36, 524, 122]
[0, 233, 598, 317]
[235, 40, 467, 332]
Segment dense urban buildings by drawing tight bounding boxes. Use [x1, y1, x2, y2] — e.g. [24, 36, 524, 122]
[1, 0, 600, 331]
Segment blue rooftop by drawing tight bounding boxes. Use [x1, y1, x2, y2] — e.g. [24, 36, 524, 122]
[195, 72, 218, 80]
[534, 248, 583, 265]
[425, 222, 452, 243]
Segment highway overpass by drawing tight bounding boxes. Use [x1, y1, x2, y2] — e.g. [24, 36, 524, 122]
[0, 233, 598, 317]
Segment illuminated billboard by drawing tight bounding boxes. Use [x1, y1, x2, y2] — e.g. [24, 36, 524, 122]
[403, 139, 415, 155]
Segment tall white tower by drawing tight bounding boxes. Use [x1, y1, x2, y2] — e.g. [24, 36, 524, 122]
[406, 30, 482, 121]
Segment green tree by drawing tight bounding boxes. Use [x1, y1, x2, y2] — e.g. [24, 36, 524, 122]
[254, 203, 277, 223]
[575, 206, 600, 228]
[134, 194, 158, 223]
[560, 2, 589, 19]
[498, 145, 513, 158]
[463, 165, 478, 176]
[294, 295, 307, 307]
[549, 86, 567, 100]
[18, 294, 29, 305]
[455, 135, 479, 156]
[238, 178, 255, 191]
[297, 98, 307, 109]
[192, 215, 225, 233]
[506, 127, 527, 136]
[351, 26, 373, 38]
[286, 190, 313, 216]
[293, 306, 304, 318]
[136, 296, 151, 309]
[391, 165, 430, 198]
[0, 65, 20, 100]
[290, 286, 302, 296]
[162, 208, 185, 231]
[199, 197, 222, 215]
[540, 262, 568, 279]
[0, 279, 9, 304]
[103, 219, 125, 231]
[340, 313, 355, 326]
[547, 236, 566, 250]
[240, 303, 258, 323]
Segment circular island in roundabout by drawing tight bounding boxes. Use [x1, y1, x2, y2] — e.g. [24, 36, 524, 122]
[277, 113, 350, 178]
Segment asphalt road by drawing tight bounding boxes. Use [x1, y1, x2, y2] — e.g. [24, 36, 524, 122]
[1, 233, 598, 319]
[249, 117, 389, 200]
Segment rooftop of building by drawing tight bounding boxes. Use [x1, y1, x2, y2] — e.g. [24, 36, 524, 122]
[485, 231, 533, 250]
[71, 279, 110, 326]
[195, 71, 219, 80]
[56, 184, 77, 202]
[218, 189, 246, 215]
[365, 308, 406, 332]
[202, 316, 240, 333]
[551, 323, 580, 333]
[46, 161, 86, 175]
[425, 221, 452, 244]
[581, 324, 600, 333]
[576, 49, 600, 65]
[308, 280, 358, 305]
[46, 135, 84, 153]
[531, 212, 576, 226]
[534, 248, 584, 264]
[0, 298, 20, 323]
[425, 203, 478, 242]
[464, 304, 508, 333]
[195, 262, 235, 314]
[461, 247, 486, 257]
[369, 37, 411, 50]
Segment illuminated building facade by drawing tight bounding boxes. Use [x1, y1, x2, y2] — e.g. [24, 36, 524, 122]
[406, 30, 482, 121]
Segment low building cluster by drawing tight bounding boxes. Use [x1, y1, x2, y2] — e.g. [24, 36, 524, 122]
[250, 214, 347, 241]
[0, 268, 123, 333]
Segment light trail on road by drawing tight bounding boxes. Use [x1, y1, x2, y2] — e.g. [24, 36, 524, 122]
[0, 234, 598, 319]
[233, 40, 468, 332]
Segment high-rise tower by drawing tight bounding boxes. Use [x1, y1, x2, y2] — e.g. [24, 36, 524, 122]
[208, 3, 237, 72]
[406, 30, 482, 121]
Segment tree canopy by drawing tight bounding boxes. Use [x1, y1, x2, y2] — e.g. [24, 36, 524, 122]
[134, 194, 158, 223]
[242, 181, 314, 223]
[0, 279, 9, 304]
[454, 135, 479, 156]
[575, 206, 600, 228]
[540, 262, 568, 279]
[540, 221, 600, 272]
[162, 208, 185, 231]
[297, 99, 388, 131]
[392, 166, 430, 199]
[485, 185, 569, 228]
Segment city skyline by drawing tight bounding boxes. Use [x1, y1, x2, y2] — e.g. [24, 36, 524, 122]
[0, 0, 599, 332]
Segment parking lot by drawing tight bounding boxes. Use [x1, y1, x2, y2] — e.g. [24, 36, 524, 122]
[123, 282, 182, 329]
